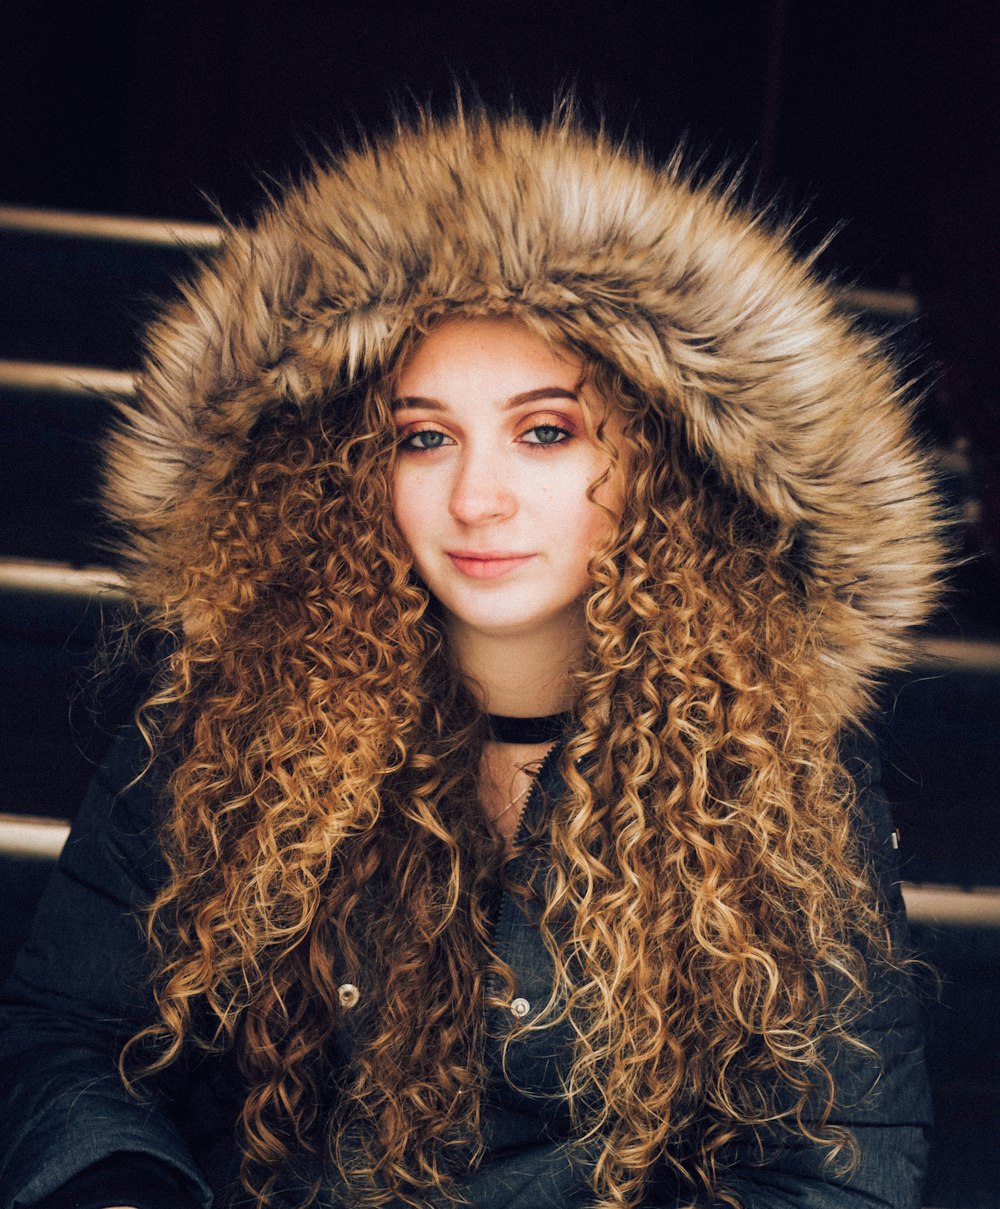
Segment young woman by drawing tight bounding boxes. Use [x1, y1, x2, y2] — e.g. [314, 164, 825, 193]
[0, 109, 944, 1209]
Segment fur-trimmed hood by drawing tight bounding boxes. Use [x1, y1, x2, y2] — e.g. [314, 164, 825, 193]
[105, 109, 946, 724]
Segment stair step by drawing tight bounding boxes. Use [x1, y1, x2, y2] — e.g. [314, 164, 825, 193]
[0, 361, 136, 562]
[0, 206, 215, 367]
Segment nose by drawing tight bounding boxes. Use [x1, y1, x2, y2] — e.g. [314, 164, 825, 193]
[448, 447, 517, 526]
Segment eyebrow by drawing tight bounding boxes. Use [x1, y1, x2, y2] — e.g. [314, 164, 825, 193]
[391, 387, 581, 412]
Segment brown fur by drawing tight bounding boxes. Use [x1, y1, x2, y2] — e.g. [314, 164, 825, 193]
[105, 108, 945, 725]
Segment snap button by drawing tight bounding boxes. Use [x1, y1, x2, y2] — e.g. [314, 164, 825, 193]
[510, 997, 531, 1019]
[338, 983, 360, 1009]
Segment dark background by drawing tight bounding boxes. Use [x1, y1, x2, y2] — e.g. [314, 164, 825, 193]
[1, 8, 999, 1201]
[3, 0, 998, 635]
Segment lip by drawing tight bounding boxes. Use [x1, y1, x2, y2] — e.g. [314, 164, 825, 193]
[446, 551, 536, 579]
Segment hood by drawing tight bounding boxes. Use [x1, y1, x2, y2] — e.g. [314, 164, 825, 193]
[105, 109, 946, 724]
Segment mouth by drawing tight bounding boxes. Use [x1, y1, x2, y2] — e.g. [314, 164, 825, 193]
[446, 551, 536, 579]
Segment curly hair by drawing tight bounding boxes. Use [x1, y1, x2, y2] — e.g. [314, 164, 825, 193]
[121, 326, 895, 1209]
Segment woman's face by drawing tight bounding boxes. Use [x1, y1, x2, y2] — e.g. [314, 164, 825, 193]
[391, 317, 625, 642]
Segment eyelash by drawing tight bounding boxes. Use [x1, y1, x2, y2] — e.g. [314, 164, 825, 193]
[398, 423, 573, 452]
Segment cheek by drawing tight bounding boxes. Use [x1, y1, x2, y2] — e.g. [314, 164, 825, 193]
[579, 500, 617, 562]
[391, 467, 450, 567]
[553, 489, 619, 584]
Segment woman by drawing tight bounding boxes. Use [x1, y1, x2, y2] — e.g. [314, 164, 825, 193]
[0, 108, 943, 1209]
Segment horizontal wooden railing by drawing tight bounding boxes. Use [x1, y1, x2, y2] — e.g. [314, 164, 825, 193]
[0, 204, 919, 319]
[5, 554, 997, 670]
[0, 204, 221, 248]
[0, 809, 993, 928]
[0, 359, 137, 397]
[0, 559, 125, 600]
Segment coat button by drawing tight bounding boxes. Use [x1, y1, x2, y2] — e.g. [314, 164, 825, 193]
[510, 997, 531, 1019]
[338, 983, 360, 1009]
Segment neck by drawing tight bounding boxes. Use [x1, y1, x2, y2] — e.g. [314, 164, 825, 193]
[447, 612, 584, 716]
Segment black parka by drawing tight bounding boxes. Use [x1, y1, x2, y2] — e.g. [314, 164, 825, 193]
[0, 723, 930, 1208]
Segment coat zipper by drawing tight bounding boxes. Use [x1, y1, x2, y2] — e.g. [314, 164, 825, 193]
[486, 736, 565, 976]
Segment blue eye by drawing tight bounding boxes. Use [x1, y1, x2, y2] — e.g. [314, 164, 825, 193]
[522, 424, 570, 446]
[401, 429, 449, 450]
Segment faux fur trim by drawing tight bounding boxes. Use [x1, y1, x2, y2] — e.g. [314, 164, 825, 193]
[104, 108, 947, 723]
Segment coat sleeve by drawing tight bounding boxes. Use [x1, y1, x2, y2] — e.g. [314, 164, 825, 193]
[674, 734, 932, 1209]
[0, 725, 213, 1209]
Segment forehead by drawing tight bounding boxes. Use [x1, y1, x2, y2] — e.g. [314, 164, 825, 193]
[394, 317, 584, 399]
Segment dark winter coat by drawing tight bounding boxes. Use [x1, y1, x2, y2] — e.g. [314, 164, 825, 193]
[0, 725, 929, 1209]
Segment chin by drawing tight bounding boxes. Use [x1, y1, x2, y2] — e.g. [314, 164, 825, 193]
[443, 595, 582, 639]
[450, 609, 541, 637]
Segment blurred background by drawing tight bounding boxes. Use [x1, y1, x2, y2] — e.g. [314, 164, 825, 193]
[3, 0, 999, 626]
[1, 2, 998, 1204]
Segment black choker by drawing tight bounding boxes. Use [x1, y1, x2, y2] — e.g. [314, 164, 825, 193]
[486, 711, 574, 744]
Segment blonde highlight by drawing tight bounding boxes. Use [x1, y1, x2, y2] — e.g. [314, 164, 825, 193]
[121, 339, 897, 1209]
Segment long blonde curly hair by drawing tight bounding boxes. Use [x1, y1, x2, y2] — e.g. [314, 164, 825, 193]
[121, 324, 893, 1209]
